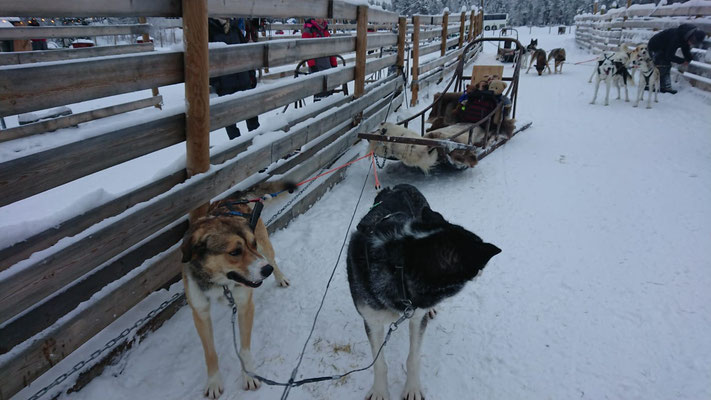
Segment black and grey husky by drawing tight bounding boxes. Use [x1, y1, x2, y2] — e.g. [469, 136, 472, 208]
[346, 184, 501, 400]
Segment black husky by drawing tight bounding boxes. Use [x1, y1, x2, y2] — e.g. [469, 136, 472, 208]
[346, 184, 501, 400]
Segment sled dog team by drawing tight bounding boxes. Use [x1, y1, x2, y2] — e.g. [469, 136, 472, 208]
[520, 38, 663, 109]
[182, 181, 500, 399]
[588, 43, 661, 109]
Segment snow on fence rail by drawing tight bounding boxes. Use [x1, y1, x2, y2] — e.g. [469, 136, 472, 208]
[0, 1, 481, 399]
[574, 0, 711, 91]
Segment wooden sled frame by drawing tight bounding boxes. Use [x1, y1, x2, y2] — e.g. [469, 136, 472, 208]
[359, 36, 525, 156]
[497, 28, 519, 63]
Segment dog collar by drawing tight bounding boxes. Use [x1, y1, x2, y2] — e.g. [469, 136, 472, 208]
[217, 200, 264, 231]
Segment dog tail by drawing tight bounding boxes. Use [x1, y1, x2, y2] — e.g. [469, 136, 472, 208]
[231, 180, 298, 203]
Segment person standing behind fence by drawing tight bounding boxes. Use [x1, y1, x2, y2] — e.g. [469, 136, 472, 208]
[647, 23, 706, 95]
[207, 18, 260, 139]
[302, 18, 338, 101]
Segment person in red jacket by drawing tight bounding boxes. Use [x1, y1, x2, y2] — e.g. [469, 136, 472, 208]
[302, 18, 338, 100]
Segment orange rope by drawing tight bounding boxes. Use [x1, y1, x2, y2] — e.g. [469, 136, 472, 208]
[574, 57, 599, 65]
[297, 151, 375, 186]
[370, 153, 381, 190]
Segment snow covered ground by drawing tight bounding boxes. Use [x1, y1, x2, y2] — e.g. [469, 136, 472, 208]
[10, 27, 711, 400]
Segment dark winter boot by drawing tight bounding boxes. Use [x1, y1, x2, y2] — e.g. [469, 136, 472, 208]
[658, 66, 677, 94]
[226, 124, 241, 140]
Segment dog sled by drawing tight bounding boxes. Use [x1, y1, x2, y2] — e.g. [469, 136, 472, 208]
[283, 54, 348, 111]
[496, 28, 519, 63]
[359, 37, 532, 171]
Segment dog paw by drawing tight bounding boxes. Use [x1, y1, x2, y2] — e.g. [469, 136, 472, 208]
[366, 386, 390, 400]
[242, 372, 262, 391]
[402, 383, 425, 400]
[427, 308, 437, 319]
[204, 373, 224, 399]
[275, 275, 290, 287]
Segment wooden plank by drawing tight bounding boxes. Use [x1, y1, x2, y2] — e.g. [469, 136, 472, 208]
[419, 47, 464, 75]
[359, 132, 474, 150]
[0, 24, 150, 40]
[0, 111, 185, 208]
[469, 10, 475, 41]
[411, 16, 420, 107]
[210, 74, 322, 130]
[0, 36, 365, 118]
[0, 170, 185, 272]
[419, 28, 442, 41]
[0, 51, 184, 118]
[271, 78, 401, 175]
[396, 17, 406, 73]
[355, 6, 368, 98]
[441, 13, 449, 57]
[367, 33, 398, 49]
[365, 54, 396, 75]
[265, 36, 354, 68]
[0, 0, 181, 17]
[0, 220, 188, 354]
[0, 43, 154, 66]
[459, 12, 466, 48]
[0, 96, 163, 142]
[419, 41, 440, 57]
[0, 245, 185, 400]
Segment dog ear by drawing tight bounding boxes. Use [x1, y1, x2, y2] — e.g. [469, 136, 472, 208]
[473, 242, 502, 265]
[420, 206, 446, 224]
[180, 227, 207, 263]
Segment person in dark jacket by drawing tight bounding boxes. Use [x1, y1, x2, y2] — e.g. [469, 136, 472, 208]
[302, 18, 338, 100]
[208, 18, 260, 139]
[648, 24, 706, 94]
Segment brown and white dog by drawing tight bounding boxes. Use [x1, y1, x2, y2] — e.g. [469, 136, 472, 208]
[547, 48, 566, 73]
[181, 182, 295, 399]
[526, 48, 550, 75]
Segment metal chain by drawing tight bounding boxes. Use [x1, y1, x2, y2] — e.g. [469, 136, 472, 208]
[265, 177, 318, 227]
[27, 292, 183, 400]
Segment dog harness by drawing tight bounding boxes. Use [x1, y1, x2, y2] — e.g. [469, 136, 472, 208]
[217, 200, 264, 231]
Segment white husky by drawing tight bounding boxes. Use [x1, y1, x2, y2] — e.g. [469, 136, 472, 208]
[368, 123, 438, 174]
[631, 46, 660, 109]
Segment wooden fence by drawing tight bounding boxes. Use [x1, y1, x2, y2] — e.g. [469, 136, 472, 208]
[0, 1, 483, 399]
[575, 1, 711, 91]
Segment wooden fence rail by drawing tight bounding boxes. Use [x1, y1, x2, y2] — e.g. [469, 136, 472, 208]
[0, 42, 154, 66]
[0, 24, 150, 40]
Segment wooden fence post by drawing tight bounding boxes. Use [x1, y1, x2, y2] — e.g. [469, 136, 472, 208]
[411, 15, 420, 107]
[479, 11, 483, 36]
[469, 10, 476, 41]
[459, 11, 466, 47]
[396, 16, 406, 75]
[355, 5, 368, 98]
[182, 0, 210, 220]
[139, 17, 162, 110]
[441, 11, 449, 56]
